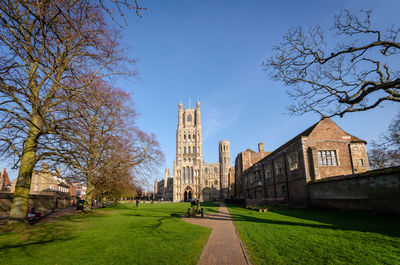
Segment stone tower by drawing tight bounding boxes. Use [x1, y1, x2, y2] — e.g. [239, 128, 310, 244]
[219, 140, 230, 198]
[173, 101, 203, 201]
[164, 167, 170, 188]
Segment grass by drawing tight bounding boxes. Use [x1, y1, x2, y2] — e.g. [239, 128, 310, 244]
[227, 204, 400, 264]
[0, 203, 211, 265]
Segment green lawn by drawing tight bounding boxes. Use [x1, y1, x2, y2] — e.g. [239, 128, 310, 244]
[228, 205, 400, 264]
[0, 203, 211, 265]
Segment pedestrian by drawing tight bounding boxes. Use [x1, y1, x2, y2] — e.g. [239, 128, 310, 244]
[151, 198, 154, 205]
[72, 199, 76, 207]
[136, 198, 139, 207]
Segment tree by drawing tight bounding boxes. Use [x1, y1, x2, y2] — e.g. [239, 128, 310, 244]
[368, 148, 400, 169]
[265, 9, 400, 117]
[0, 0, 131, 226]
[49, 81, 163, 211]
[368, 111, 400, 169]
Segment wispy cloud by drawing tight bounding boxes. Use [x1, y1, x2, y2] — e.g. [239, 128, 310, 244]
[202, 103, 241, 140]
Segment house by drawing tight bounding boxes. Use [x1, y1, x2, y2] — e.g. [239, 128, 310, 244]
[234, 143, 271, 199]
[10, 163, 70, 194]
[239, 117, 369, 204]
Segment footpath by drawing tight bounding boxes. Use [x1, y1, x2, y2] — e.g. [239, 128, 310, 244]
[183, 203, 250, 265]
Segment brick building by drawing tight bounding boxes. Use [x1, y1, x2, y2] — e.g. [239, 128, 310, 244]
[0, 168, 11, 192]
[239, 117, 370, 204]
[234, 143, 271, 199]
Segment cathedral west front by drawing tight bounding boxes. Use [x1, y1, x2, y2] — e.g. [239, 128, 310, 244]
[155, 101, 230, 202]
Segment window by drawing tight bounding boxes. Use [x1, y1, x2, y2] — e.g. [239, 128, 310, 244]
[205, 168, 208, 174]
[188, 147, 191, 153]
[50, 185, 54, 190]
[275, 159, 283, 175]
[184, 147, 186, 154]
[187, 114, 192, 122]
[214, 167, 217, 173]
[288, 153, 298, 170]
[318, 150, 338, 166]
[265, 164, 272, 179]
[359, 159, 364, 166]
[282, 184, 287, 194]
[215, 180, 218, 185]
[184, 134, 186, 140]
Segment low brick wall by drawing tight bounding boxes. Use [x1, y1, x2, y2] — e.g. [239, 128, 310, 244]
[0, 192, 72, 218]
[245, 198, 288, 209]
[307, 167, 400, 215]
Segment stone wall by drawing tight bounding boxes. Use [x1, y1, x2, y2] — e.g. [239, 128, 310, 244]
[0, 192, 72, 218]
[307, 167, 400, 215]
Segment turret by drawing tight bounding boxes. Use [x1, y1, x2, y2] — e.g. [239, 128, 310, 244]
[195, 101, 201, 128]
[219, 140, 231, 199]
[178, 102, 183, 128]
[164, 167, 170, 188]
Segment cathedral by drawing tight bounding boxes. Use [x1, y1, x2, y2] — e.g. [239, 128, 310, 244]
[154, 101, 230, 202]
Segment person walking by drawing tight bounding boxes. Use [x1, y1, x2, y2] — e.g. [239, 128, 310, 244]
[136, 198, 140, 207]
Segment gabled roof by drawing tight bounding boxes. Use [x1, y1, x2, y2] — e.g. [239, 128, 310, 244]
[263, 117, 366, 159]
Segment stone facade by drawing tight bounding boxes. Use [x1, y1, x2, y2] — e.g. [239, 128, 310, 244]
[10, 163, 70, 195]
[155, 168, 173, 201]
[238, 117, 370, 205]
[160, 102, 230, 202]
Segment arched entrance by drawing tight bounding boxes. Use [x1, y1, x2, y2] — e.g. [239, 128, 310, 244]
[184, 187, 193, 202]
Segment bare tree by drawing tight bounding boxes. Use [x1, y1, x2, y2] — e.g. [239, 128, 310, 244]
[368, 110, 400, 169]
[49, 81, 163, 211]
[0, 0, 132, 226]
[368, 148, 400, 169]
[265, 9, 400, 117]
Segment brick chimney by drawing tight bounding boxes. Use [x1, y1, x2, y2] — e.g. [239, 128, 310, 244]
[258, 142, 264, 153]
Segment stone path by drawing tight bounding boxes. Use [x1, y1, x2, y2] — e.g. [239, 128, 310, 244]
[183, 203, 250, 265]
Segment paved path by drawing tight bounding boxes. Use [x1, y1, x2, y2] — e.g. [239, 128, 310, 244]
[183, 203, 250, 265]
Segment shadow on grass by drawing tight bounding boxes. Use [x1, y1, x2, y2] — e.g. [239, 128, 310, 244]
[0, 222, 78, 254]
[228, 205, 400, 238]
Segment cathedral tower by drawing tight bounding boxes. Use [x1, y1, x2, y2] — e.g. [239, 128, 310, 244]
[174, 101, 203, 201]
[219, 140, 230, 199]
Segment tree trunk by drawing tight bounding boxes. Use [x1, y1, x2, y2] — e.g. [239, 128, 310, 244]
[84, 180, 94, 212]
[7, 134, 38, 225]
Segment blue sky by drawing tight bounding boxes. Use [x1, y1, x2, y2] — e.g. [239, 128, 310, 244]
[4, 1, 400, 188]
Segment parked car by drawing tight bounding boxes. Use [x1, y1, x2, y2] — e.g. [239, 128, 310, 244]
[76, 200, 85, 210]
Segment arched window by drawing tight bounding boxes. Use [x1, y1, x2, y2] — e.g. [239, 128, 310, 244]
[191, 167, 194, 183]
[205, 180, 208, 186]
[186, 167, 190, 183]
[184, 147, 186, 154]
[188, 146, 191, 153]
[183, 168, 186, 183]
[214, 167, 217, 173]
[205, 168, 208, 174]
[184, 134, 186, 140]
[187, 114, 192, 122]
[215, 180, 218, 185]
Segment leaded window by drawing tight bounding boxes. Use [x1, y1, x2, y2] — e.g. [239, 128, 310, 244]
[318, 150, 338, 166]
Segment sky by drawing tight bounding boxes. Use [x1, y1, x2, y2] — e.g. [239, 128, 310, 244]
[4, 0, 400, 189]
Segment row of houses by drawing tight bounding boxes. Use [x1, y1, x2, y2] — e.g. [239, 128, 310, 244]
[228, 117, 371, 205]
[0, 163, 86, 198]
